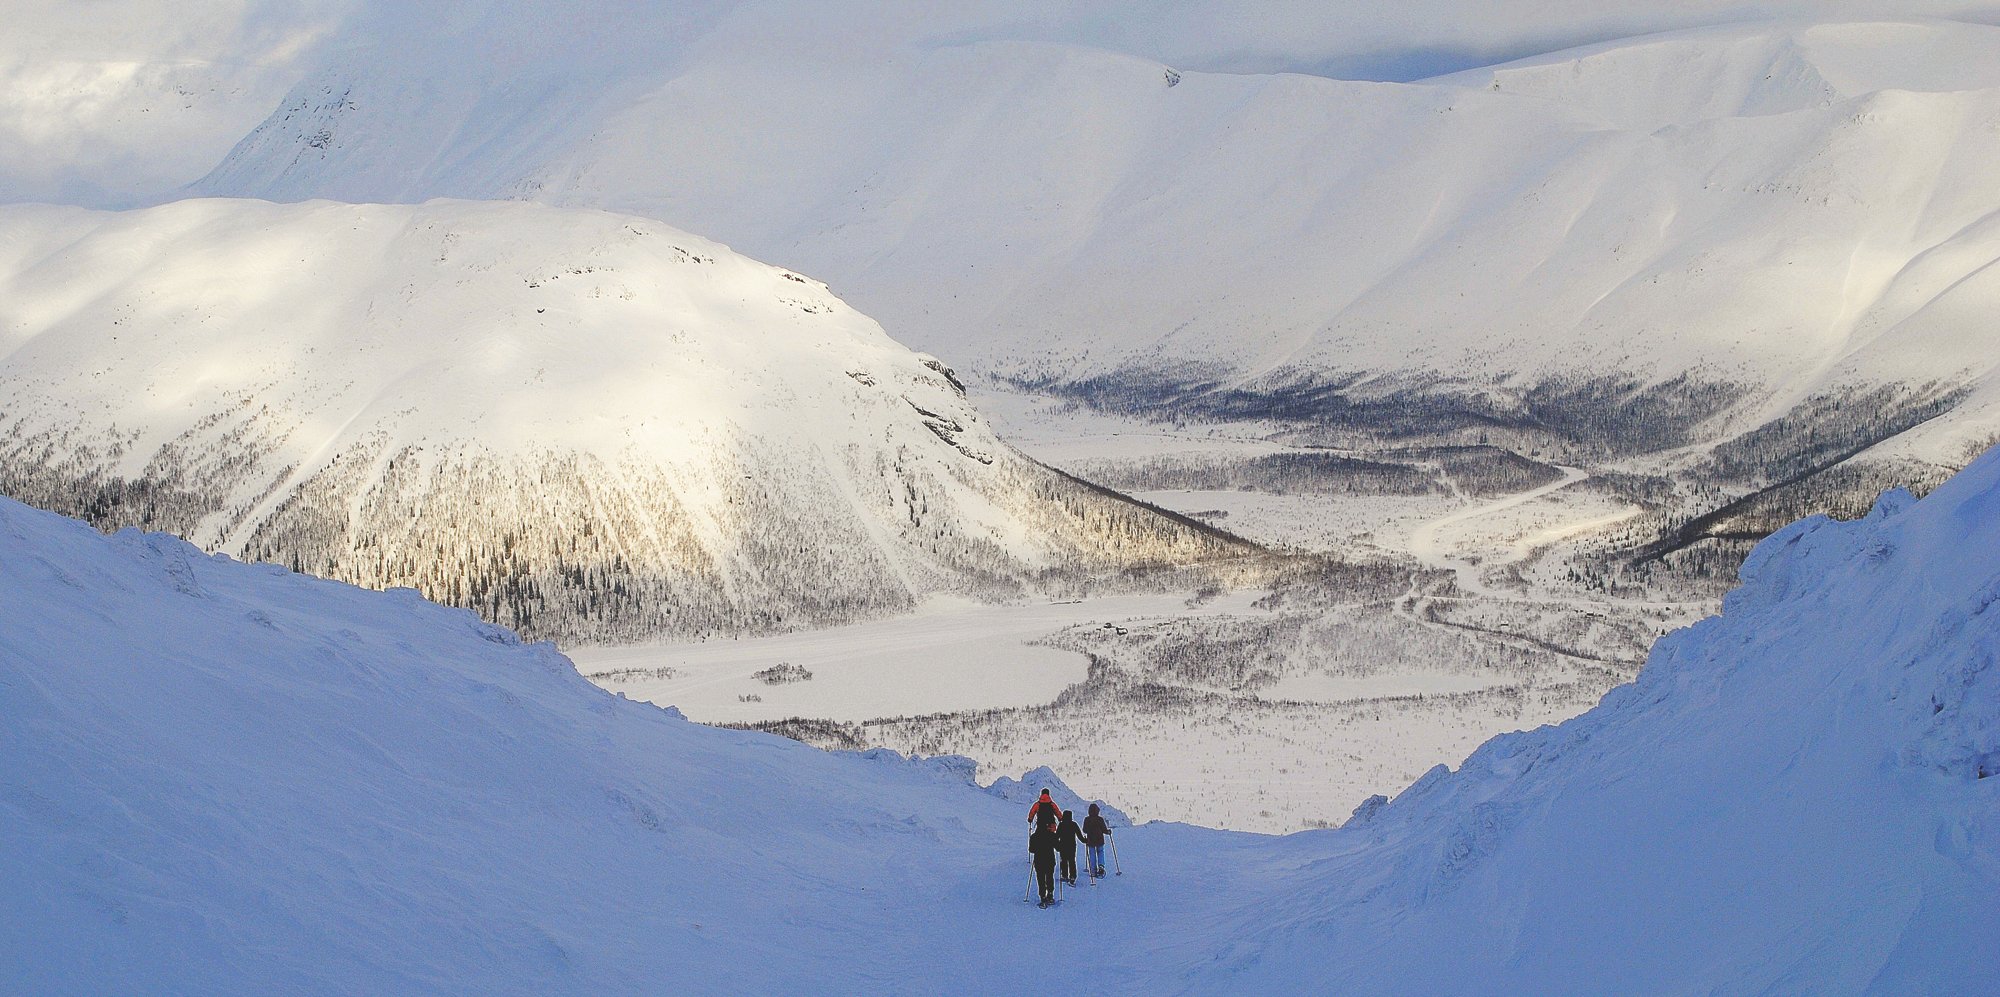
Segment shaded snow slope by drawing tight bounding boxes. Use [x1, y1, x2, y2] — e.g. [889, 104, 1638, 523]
[5, 444, 1996, 991]
[1220, 444, 2000, 991]
[0, 198, 1244, 641]
[170, 12, 2000, 466]
[0, 495, 1191, 994]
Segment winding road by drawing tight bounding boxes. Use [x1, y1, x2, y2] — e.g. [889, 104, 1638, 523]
[1394, 460, 1716, 667]
[1406, 464, 1594, 599]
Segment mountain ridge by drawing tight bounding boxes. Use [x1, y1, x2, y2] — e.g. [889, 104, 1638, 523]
[171, 14, 2000, 487]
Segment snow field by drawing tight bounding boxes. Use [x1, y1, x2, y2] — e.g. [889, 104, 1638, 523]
[9, 440, 1996, 991]
[0, 495, 1252, 993]
[569, 592, 1261, 724]
[1129, 489, 1467, 554]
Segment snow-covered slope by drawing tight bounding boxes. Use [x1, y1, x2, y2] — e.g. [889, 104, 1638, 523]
[5, 446, 1995, 991]
[1223, 445, 2000, 991]
[0, 494, 1114, 993]
[174, 11, 2000, 469]
[44, 0, 1989, 205]
[0, 198, 1242, 641]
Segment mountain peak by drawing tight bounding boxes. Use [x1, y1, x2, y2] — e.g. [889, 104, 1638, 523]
[0, 197, 1248, 641]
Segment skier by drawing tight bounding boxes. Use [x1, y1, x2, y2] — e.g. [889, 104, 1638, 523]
[1082, 803, 1111, 877]
[1027, 788, 1061, 827]
[1055, 810, 1082, 885]
[1029, 815, 1061, 907]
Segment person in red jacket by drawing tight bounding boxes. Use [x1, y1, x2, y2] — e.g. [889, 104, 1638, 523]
[1027, 788, 1061, 827]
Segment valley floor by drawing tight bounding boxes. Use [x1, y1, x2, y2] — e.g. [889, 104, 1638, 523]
[575, 387, 1713, 831]
[570, 591, 1260, 724]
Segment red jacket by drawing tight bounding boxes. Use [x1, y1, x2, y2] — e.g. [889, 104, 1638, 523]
[1028, 796, 1060, 826]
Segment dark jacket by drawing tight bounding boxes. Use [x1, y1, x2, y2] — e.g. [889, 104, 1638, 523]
[1055, 817, 1081, 854]
[1082, 813, 1109, 847]
[1029, 827, 1059, 867]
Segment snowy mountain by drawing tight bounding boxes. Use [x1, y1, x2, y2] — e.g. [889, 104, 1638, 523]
[168, 10, 2000, 473]
[11, 3, 2000, 585]
[5, 443, 1995, 992]
[0, 198, 1243, 642]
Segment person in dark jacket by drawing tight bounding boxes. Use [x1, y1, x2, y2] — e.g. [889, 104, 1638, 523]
[1055, 810, 1082, 884]
[1029, 816, 1060, 907]
[1082, 803, 1111, 877]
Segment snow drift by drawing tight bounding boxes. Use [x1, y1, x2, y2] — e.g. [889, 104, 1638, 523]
[0, 198, 1244, 642]
[4, 441, 1995, 991]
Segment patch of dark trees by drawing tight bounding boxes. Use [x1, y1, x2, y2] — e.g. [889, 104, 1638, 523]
[726, 717, 869, 752]
[1013, 366, 1748, 463]
[1020, 365, 1977, 589]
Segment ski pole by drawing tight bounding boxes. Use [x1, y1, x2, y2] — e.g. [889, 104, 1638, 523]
[1026, 859, 1034, 903]
[1111, 835, 1123, 875]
